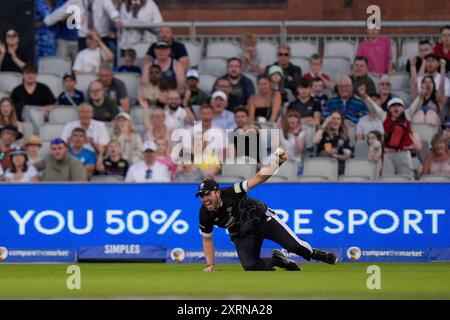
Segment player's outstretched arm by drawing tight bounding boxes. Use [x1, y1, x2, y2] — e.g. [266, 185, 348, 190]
[246, 148, 288, 191]
[202, 236, 215, 272]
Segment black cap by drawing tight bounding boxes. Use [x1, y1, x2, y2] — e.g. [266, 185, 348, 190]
[195, 179, 219, 198]
[424, 53, 439, 61]
[155, 40, 170, 49]
[63, 72, 76, 81]
[0, 125, 23, 140]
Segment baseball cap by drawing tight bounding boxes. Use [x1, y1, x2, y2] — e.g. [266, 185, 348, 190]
[115, 112, 132, 122]
[211, 90, 228, 101]
[63, 72, 76, 81]
[268, 65, 284, 77]
[141, 140, 157, 152]
[195, 179, 219, 198]
[50, 138, 66, 146]
[379, 74, 391, 84]
[442, 122, 450, 130]
[387, 97, 405, 109]
[10, 146, 27, 157]
[186, 69, 199, 79]
[155, 40, 170, 49]
[0, 125, 23, 140]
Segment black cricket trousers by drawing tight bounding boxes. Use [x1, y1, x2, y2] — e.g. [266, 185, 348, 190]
[234, 209, 313, 271]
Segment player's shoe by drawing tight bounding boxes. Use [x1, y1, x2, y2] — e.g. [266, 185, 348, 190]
[312, 249, 339, 264]
[272, 249, 302, 271]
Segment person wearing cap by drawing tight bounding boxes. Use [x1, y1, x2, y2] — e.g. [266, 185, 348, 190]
[112, 112, 143, 164]
[34, 138, 87, 181]
[148, 40, 185, 92]
[87, 80, 120, 122]
[350, 56, 377, 96]
[216, 57, 255, 107]
[265, 45, 302, 95]
[68, 127, 97, 178]
[197, 149, 338, 273]
[61, 103, 110, 156]
[25, 135, 43, 166]
[324, 76, 368, 124]
[145, 26, 189, 72]
[355, 27, 393, 76]
[11, 63, 56, 122]
[267, 64, 291, 103]
[58, 72, 85, 107]
[124, 140, 170, 182]
[72, 29, 114, 74]
[358, 84, 425, 177]
[377, 75, 395, 111]
[412, 53, 450, 98]
[0, 125, 23, 171]
[213, 77, 241, 112]
[183, 69, 208, 110]
[3, 146, 38, 182]
[210, 90, 236, 130]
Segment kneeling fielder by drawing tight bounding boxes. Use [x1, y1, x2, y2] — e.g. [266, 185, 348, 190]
[197, 148, 338, 271]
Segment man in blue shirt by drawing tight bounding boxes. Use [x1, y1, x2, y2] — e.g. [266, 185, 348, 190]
[55, 0, 79, 61]
[211, 91, 236, 130]
[323, 76, 368, 124]
[68, 127, 97, 178]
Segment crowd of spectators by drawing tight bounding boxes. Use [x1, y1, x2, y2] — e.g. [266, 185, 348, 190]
[0, 2, 449, 182]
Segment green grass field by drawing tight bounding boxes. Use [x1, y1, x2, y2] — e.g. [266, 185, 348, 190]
[0, 263, 449, 299]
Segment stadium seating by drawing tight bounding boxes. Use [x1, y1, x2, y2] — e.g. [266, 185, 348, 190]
[302, 123, 316, 150]
[22, 105, 44, 134]
[412, 123, 439, 146]
[256, 41, 278, 67]
[297, 175, 330, 182]
[0, 90, 10, 100]
[389, 72, 410, 90]
[368, 73, 380, 86]
[419, 175, 450, 182]
[302, 157, 339, 181]
[272, 159, 298, 181]
[91, 175, 125, 183]
[38, 141, 50, 158]
[216, 175, 245, 183]
[267, 175, 289, 183]
[288, 40, 319, 58]
[206, 41, 242, 59]
[379, 175, 415, 182]
[74, 72, 97, 95]
[344, 158, 379, 181]
[19, 122, 34, 140]
[38, 123, 65, 141]
[131, 42, 151, 58]
[401, 40, 419, 59]
[49, 106, 78, 124]
[353, 140, 369, 158]
[338, 175, 371, 182]
[36, 73, 63, 97]
[322, 57, 352, 82]
[184, 41, 203, 68]
[38, 56, 72, 76]
[114, 72, 140, 99]
[392, 90, 412, 107]
[221, 157, 257, 179]
[198, 57, 228, 76]
[198, 73, 217, 93]
[324, 40, 357, 61]
[0, 72, 22, 92]
[346, 121, 356, 147]
[130, 105, 148, 124]
[290, 57, 311, 74]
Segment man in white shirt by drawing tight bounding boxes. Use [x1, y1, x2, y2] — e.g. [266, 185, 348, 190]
[125, 140, 171, 182]
[62, 103, 110, 155]
[73, 30, 114, 73]
[211, 91, 236, 130]
[44, 0, 122, 50]
[164, 89, 195, 132]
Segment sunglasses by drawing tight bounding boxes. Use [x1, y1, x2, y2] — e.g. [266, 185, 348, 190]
[50, 138, 66, 145]
[278, 53, 290, 57]
[145, 169, 153, 180]
[380, 82, 391, 86]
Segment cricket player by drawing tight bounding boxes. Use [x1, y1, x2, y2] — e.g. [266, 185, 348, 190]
[196, 148, 338, 271]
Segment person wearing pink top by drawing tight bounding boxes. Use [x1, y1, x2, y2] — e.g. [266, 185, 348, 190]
[355, 28, 393, 76]
[154, 136, 177, 179]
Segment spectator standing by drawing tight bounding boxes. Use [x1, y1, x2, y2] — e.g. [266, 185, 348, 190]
[35, 0, 57, 62]
[3, 146, 39, 182]
[241, 34, 264, 75]
[112, 112, 143, 164]
[266, 45, 302, 96]
[248, 75, 282, 123]
[68, 127, 97, 177]
[87, 80, 120, 121]
[146, 26, 189, 72]
[35, 138, 87, 181]
[323, 76, 368, 124]
[11, 64, 56, 121]
[350, 56, 377, 96]
[98, 64, 130, 112]
[58, 72, 85, 106]
[119, 0, 163, 50]
[0, 28, 27, 72]
[125, 140, 171, 182]
[72, 30, 114, 74]
[355, 28, 393, 75]
[54, 0, 79, 61]
[422, 133, 450, 176]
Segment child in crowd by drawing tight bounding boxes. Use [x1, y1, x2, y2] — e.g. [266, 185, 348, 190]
[303, 54, 334, 90]
[116, 49, 142, 74]
[367, 130, 384, 173]
[310, 77, 329, 110]
[96, 140, 129, 177]
[57, 73, 85, 106]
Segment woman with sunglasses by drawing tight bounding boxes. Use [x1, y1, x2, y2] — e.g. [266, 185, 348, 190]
[3, 146, 39, 182]
[0, 28, 26, 72]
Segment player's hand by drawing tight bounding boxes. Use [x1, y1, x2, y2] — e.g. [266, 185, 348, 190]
[203, 264, 215, 272]
[275, 148, 288, 165]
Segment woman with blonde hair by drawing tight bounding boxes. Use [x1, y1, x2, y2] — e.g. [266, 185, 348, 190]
[0, 98, 23, 135]
[313, 111, 352, 174]
[422, 133, 450, 176]
[248, 75, 282, 123]
[154, 136, 177, 179]
[112, 112, 143, 164]
[279, 109, 306, 175]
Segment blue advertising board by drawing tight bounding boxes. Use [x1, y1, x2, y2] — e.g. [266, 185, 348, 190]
[0, 183, 448, 263]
